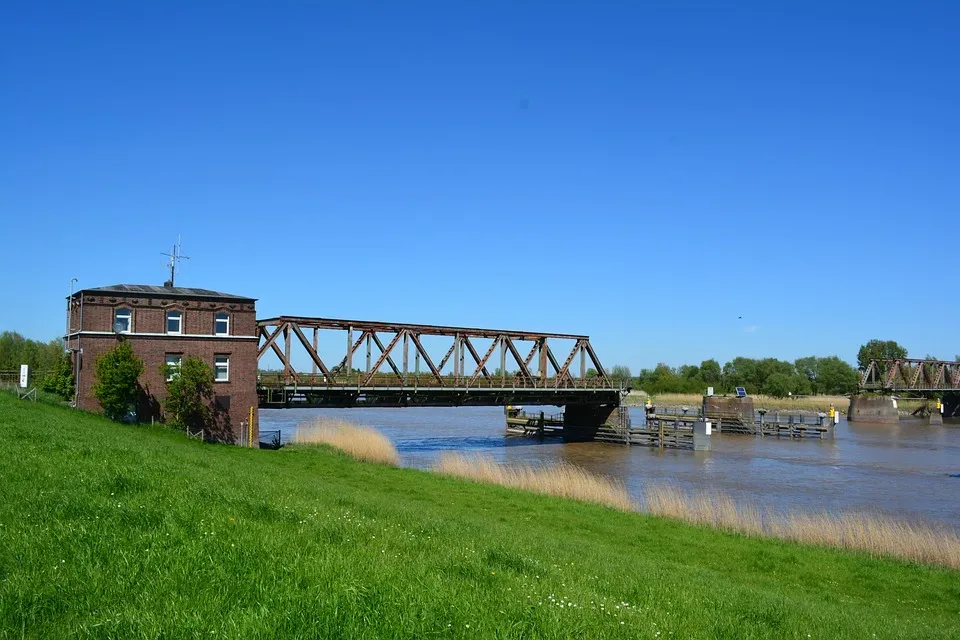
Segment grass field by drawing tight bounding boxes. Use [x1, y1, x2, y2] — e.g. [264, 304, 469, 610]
[1, 394, 958, 638]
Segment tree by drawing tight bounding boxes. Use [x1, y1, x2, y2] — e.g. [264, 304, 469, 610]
[93, 342, 144, 421]
[857, 340, 908, 370]
[699, 359, 722, 385]
[163, 356, 215, 434]
[816, 356, 859, 394]
[41, 353, 75, 400]
[609, 365, 632, 384]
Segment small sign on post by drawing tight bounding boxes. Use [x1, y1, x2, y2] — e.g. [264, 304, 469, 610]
[19, 364, 29, 389]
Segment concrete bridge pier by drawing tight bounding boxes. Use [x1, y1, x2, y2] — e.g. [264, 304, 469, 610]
[943, 393, 960, 419]
[848, 395, 899, 423]
[562, 404, 626, 442]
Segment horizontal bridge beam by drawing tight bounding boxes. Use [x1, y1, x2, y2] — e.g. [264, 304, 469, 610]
[256, 316, 587, 341]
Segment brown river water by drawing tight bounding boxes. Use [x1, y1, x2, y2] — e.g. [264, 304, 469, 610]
[259, 406, 960, 529]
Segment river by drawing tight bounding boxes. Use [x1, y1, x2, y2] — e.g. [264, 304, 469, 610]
[259, 406, 960, 529]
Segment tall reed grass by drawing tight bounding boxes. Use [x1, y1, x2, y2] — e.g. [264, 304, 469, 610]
[433, 453, 636, 511]
[628, 392, 851, 413]
[293, 418, 399, 466]
[644, 485, 960, 570]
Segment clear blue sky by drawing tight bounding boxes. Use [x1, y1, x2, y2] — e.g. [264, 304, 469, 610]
[2, 1, 957, 371]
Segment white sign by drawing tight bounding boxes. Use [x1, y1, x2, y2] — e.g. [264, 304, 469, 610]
[19, 364, 29, 388]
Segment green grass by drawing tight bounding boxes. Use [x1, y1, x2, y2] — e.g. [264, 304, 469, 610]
[0, 394, 957, 639]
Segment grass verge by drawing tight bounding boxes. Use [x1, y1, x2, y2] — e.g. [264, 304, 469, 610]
[0, 394, 957, 638]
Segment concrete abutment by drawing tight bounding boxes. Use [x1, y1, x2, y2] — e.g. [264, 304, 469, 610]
[848, 395, 899, 423]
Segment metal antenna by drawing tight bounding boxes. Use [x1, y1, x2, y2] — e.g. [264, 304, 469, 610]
[161, 235, 190, 287]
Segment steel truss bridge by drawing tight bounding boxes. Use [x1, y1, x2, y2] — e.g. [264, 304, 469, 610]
[859, 359, 960, 393]
[256, 316, 622, 408]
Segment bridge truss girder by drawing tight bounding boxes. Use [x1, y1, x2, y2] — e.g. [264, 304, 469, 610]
[256, 316, 611, 390]
[859, 358, 960, 393]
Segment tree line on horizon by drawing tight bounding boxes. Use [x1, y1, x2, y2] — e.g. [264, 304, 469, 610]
[604, 339, 959, 397]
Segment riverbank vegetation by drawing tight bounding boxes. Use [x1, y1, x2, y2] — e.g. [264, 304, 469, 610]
[2, 395, 958, 638]
[610, 339, 925, 398]
[624, 391, 851, 413]
[294, 417, 401, 466]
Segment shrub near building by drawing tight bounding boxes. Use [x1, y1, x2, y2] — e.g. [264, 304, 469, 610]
[162, 356, 225, 440]
[92, 341, 144, 421]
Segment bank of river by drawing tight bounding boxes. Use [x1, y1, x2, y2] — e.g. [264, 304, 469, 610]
[260, 406, 960, 530]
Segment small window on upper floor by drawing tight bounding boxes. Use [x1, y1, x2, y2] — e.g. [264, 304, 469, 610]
[214, 355, 229, 382]
[214, 313, 230, 336]
[166, 310, 182, 334]
[114, 308, 132, 334]
[165, 353, 182, 381]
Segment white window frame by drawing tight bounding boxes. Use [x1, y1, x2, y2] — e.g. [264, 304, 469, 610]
[114, 308, 132, 334]
[214, 355, 230, 382]
[214, 313, 230, 336]
[166, 310, 183, 335]
[165, 354, 182, 381]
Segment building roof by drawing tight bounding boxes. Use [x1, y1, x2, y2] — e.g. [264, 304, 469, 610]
[73, 284, 256, 302]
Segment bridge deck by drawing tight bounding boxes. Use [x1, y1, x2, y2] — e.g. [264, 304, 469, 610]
[257, 374, 622, 408]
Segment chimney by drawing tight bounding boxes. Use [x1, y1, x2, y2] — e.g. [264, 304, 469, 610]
[163, 280, 174, 288]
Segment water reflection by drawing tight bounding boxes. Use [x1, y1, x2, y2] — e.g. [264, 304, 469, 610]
[260, 406, 960, 529]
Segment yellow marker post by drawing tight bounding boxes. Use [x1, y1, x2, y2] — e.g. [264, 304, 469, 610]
[248, 406, 255, 448]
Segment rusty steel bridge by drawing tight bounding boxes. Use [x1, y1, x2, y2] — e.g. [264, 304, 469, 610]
[256, 316, 622, 408]
[859, 359, 960, 393]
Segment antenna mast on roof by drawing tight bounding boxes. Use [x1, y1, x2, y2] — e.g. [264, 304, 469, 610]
[161, 236, 190, 287]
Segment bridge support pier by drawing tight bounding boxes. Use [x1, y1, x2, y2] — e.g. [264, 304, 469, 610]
[928, 410, 943, 426]
[848, 395, 899, 423]
[562, 404, 625, 442]
[702, 395, 755, 428]
[943, 393, 960, 419]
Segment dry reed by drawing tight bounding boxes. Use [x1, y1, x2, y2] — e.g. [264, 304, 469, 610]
[433, 453, 636, 512]
[293, 418, 400, 466]
[643, 484, 960, 570]
[629, 392, 852, 413]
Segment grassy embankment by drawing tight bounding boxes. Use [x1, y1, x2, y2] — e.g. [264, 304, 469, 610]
[625, 392, 931, 416]
[1, 395, 958, 638]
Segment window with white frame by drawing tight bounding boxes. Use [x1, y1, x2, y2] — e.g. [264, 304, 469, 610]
[214, 355, 229, 382]
[165, 354, 182, 381]
[214, 313, 230, 336]
[113, 308, 132, 333]
[166, 310, 182, 334]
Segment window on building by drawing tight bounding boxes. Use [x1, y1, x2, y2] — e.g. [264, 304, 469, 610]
[165, 354, 182, 381]
[214, 355, 229, 382]
[166, 310, 182, 334]
[214, 313, 230, 336]
[114, 308, 132, 334]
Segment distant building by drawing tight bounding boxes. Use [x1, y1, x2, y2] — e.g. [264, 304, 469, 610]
[65, 283, 258, 442]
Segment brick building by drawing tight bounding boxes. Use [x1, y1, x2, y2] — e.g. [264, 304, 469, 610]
[65, 284, 258, 442]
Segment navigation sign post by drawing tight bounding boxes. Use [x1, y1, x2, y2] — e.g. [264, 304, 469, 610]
[19, 365, 29, 389]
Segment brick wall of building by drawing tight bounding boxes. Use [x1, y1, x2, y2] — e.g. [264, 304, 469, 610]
[67, 288, 258, 442]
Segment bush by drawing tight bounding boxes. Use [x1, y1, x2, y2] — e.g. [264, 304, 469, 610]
[162, 356, 215, 435]
[92, 342, 144, 421]
[41, 353, 75, 401]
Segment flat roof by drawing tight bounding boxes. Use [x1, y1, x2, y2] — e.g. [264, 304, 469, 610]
[72, 284, 256, 302]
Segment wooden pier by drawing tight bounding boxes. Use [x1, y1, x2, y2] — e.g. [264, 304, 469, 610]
[656, 406, 834, 439]
[505, 407, 564, 437]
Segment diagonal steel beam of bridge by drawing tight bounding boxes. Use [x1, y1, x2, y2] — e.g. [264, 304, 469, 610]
[255, 316, 619, 408]
[858, 358, 960, 393]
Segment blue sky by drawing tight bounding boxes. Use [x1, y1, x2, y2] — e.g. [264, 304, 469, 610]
[2, 1, 957, 371]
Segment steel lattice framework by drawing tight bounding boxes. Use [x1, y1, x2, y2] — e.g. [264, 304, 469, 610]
[256, 316, 619, 408]
[859, 359, 960, 392]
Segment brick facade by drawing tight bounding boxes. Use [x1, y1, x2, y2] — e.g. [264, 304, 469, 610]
[65, 285, 258, 443]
